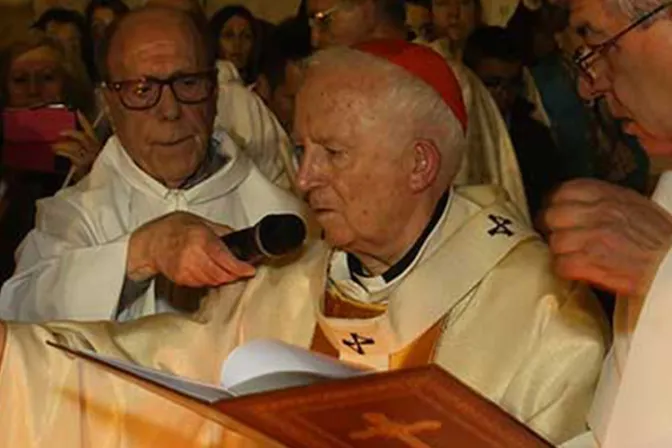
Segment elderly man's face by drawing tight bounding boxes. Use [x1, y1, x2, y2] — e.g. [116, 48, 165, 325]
[307, 0, 374, 49]
[570, 0, 672, 154]
[294, 69, 414, 253]
[103, 14, 216, 188]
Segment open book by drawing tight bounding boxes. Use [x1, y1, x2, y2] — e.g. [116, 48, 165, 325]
[49, 340, 552, 448]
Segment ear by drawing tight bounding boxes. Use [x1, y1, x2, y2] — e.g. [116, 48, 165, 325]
[409, 139, 441, 193]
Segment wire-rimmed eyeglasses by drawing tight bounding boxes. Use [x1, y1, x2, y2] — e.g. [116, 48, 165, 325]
[574, 2, 672, 84]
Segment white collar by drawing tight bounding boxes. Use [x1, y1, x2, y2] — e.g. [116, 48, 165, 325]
[328, 190, 454, 304]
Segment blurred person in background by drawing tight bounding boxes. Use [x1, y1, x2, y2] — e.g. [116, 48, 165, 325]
[33, 7, 96, 83]
[209, 5, 261, 86]
[255, 17, 312, 133]
[464, 26, 566, 222]
[0, 30, 101, 284]
[405, 0, 433, 40]
[85, 0, 130, 82]
[431, 0, 481, 60]
[86, 0, 130, 44]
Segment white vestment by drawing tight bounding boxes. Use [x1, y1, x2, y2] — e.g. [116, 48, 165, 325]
[0, 185, 608, 447]
[214, 60, 296, 191]
[0, 132, 304, 323]
[564, 171, 672, 448]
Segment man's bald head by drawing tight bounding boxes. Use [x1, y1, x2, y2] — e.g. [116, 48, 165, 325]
[145, 0, 203, 14]
[96, 7, 214, 82]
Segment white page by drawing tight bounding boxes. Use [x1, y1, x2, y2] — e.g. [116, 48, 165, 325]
[221, 339, 367, 391]
[50, 343, 232, 404]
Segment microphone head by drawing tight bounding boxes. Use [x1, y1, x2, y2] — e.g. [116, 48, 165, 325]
[257, 214, 307, 257]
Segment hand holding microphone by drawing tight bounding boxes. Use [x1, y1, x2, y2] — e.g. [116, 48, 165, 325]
[221, 214, 307, 265]
[127, 212, 307, 288]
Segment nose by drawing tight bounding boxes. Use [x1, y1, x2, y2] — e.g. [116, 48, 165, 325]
[296, 146, 326, 194]
[27, 78, 41, 98]
[577, 76, 601, 102]
[156, 84, 181, 121]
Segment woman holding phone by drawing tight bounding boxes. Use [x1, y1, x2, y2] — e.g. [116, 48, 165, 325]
[0, 30, 102, 284]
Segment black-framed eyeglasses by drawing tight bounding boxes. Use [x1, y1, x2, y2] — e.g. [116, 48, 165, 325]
[102, 70, 217, 111]
[574, 2, 672, 83]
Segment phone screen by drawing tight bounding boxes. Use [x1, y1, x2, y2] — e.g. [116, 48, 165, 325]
[2, 105, 76, 173]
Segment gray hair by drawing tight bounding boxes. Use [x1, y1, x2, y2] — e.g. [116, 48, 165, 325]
[306, 46, 466, 185]
[606, 0, 671, 20]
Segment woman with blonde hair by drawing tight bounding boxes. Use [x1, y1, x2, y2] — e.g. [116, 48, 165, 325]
[0, 30, 103, 284]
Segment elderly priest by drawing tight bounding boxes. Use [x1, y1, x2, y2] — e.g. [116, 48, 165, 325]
[0, 38, 607, 447]
[0, 7, 303, 323]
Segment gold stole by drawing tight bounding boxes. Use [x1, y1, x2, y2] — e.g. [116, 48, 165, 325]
[310, 284, 445, 370]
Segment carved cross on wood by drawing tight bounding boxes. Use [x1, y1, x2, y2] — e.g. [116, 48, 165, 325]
[349, 412, 442, 448]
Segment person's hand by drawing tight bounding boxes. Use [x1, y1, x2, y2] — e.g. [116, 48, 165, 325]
[543, 178, 672, 297]
[52, 111, 102, 180]
[127, 212, 256, 287]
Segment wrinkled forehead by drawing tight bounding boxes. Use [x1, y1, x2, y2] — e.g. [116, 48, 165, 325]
[295, 67, 382, 140]
[109, 18, 205, 78]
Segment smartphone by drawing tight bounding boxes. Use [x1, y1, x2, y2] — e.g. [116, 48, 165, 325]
[2, 104, 76, 173]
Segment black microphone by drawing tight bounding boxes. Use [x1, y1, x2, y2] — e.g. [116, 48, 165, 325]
[221, 214, 307, 264]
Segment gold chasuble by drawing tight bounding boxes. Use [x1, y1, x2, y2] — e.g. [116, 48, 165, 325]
[0, 186, 607, 447]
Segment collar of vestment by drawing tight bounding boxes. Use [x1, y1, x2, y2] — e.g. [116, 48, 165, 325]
[337, 190, 452, 300]
[315, 185, 538, 369]
[97, 131, 252, 206]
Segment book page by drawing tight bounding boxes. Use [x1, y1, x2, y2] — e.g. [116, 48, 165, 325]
[221, 339, 367, 394]
[48, 342, 232, 404]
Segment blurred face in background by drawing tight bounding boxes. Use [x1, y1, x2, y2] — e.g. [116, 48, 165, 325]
[91, 6, 118, 42]
[7, 45, 64, 108]
[270, 60, 304, 131]
[406, 3, 432, 41]
[44, 20, 81, 60]
[432, 0, 479, 44]
[472, 56, 523, 115]
[218, 15, 253, 71]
